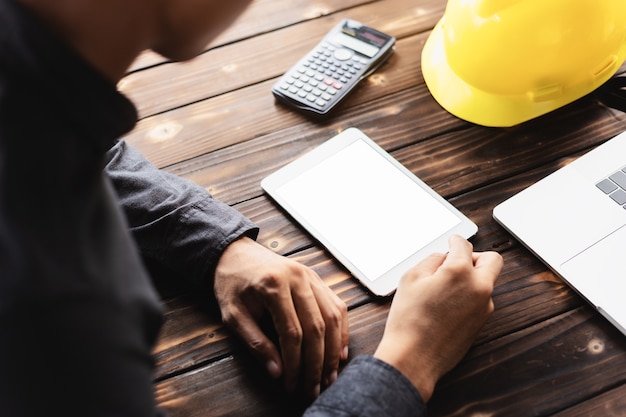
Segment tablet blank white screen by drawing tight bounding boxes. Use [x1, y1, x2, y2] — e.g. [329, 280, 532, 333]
[275, 139, 460, 281]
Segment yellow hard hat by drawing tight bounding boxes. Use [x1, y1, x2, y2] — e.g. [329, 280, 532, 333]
[421, 0, 626, 127]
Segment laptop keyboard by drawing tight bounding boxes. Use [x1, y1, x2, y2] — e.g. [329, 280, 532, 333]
[596, 166, 626, 208]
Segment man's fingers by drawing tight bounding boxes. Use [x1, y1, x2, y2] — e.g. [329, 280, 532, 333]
[444, 234, 473, 263]
[222, 305, 283, 379]
[313, 284, 348, 389]
[404, 251, 448, 282]
[445, 235, 502, 285]
[214, 239, 349, 398]
[264, 289, 304, 393]
[473, 251, 504, 281]
[290, 278, 327, 398]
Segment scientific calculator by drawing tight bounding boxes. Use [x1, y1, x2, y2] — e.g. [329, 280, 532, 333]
[272, 19, 395, 116]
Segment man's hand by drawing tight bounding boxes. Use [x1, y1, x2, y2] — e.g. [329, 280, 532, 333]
[374, 235, 503, 402]
[213, 237, 349, 398]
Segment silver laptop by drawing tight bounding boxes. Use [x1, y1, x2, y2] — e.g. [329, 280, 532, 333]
[493, 130, 626, 336]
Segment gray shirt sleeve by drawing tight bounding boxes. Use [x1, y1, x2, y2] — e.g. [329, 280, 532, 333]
[304, 355, 427, 417]
[104, 140, 259, 288]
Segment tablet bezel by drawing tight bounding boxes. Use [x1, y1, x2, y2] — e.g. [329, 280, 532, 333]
[261, 127, 477, 296]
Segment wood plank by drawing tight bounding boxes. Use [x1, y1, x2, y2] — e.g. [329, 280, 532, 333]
[154, 301, 626, 417]
[120, 29, 444, 169]
[154, 93, 625, 210]
[119, 0, 447, 119]
[551, 384, 626, 416]
[429, 307, 626, 417]
[151, 302, 403, 417]
[127, 0, 374, 73]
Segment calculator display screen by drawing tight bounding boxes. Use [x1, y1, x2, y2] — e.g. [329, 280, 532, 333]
[358, 30, 387, 47]
[333, 32, 380, 58]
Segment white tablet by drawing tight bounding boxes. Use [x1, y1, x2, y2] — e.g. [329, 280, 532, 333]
[261, 128, 477, 296]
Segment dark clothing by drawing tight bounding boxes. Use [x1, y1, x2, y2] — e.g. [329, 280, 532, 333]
[105, 139, 259, 290]
[0, 1, 425, 416]
[303, 355, 427, 417]
[0, 1, 253, 415]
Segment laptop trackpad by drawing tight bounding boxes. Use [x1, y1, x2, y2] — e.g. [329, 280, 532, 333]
[560, 224, 626, 332]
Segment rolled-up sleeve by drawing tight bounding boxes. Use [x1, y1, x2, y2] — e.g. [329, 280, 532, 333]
[104, 140, 259, 288]
[304, 356, 427, 417]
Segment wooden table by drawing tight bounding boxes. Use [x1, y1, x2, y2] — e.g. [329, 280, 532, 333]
[119, 0, 626, 415]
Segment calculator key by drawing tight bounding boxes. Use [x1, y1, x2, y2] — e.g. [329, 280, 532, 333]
[289, 86, 298, 94]
[322, 93, 332, 101]
[279, 83, 289, 90]
[305, 70, 315, 77]
[297, 67, 306, 73]
[303, 85, 313, 92]
[316, 98, 327, 107]
[332, 81, 343, 89]
[306, 94, 316, 102]
[297, 90, 307, 98]
[314, 73, 324, 81]
[309, 80, 319, 87]
[312, 89, 322, 96]
[323, 77, 334, 85]
[327, 87, 337, 95]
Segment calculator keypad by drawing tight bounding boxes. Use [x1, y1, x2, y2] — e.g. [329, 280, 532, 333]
[276, 43, 370, 111]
